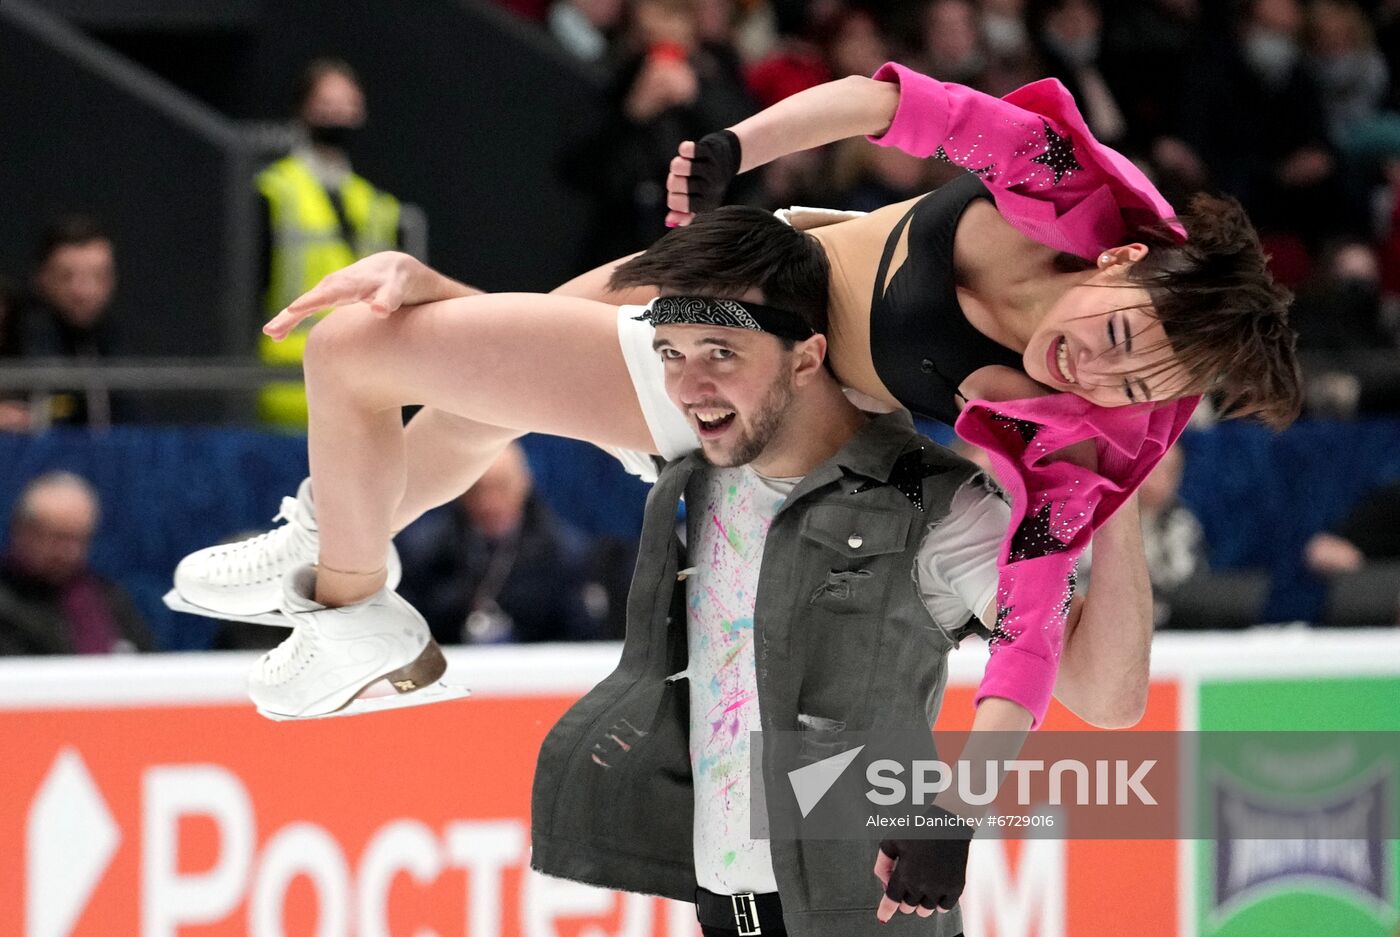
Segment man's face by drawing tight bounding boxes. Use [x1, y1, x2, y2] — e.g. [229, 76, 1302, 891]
[36, 240, 116, 328]
[9, 486, 97, 587]
[460, 445, 532, 539]
[300, 69, 366, 130]
[654, 325, 797, 468]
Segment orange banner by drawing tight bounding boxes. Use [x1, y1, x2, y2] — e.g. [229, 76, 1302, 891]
[2, 661, 1180, 937]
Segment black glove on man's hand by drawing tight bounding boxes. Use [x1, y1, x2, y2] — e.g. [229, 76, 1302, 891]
[878, 807, 976, 913]
[684, 129, 742, 213]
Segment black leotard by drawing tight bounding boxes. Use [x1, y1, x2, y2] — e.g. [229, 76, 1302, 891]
[867, 173, 1026, 425]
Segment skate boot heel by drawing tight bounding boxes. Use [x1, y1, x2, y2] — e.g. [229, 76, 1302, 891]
[252, 567, 471, 721]
[384, 640, 448, 693]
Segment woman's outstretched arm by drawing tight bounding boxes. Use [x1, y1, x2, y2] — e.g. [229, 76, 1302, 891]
[665, 74, 898, 225]
[264, 251, 659, 339]
[727, 75, 900, 172]
[667, 65, 1181, 254]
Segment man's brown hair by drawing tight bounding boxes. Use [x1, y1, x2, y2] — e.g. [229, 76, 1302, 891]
[608, 206, 831, 335]
[1128, 192, 1302, 429]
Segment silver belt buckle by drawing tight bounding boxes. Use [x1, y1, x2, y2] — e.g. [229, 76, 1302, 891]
[732, 892, 762, 935]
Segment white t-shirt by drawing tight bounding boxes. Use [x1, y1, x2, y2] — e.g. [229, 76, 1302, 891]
[682, 464, 1008, 893]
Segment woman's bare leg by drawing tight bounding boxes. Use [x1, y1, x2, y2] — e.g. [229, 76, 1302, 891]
[392, 410, 523, 532]
[303, 292, 653, 607]
[386, 252, 655, 533]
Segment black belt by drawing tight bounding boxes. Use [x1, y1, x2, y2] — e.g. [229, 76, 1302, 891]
[695, 887, 784, 935]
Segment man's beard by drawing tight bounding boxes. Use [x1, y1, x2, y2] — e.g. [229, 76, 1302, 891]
[701, 374, 795, 468]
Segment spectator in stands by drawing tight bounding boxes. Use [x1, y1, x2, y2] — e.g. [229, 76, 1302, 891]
[828, 137, 946, 213]
[1102, 0, 1207, 201]
[1305, 0, 1400, 225]
[915, 0, 988, 88]
[22, 216, 123, 427]
[696, 0, 753, 111]
[1026, 0, 1126, 145]
[743, 1, 832, 109]
[1292, 240, 1400, 416]
[549, 0, 625, 62]
[1137, 443, 1207, 616]
[1173, 0, 1347, 251]
[977, 0, 1043, 96]
[395, 442, 603, 644]
[1074, 443, 1207, 628]
[257, 58, 401, 428]
[1306, 480, 1400, 574]
[823, 9, 889, 79]
[1306, 1, 1396, 159]
[1305, 478, 1400, 625]
[980, 0, 1032, 61]
[578, 0, 756, 260]
[0, 472, 152, 656]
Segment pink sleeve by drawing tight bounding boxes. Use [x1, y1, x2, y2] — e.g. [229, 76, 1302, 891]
[865, 62, 1185, 258]
[953, 394, 1197, 729]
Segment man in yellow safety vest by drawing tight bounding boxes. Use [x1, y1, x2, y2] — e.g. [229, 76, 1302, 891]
[257, 58, 401, 428]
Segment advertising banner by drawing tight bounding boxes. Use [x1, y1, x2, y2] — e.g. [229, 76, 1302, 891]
[936, 684, 1179, 937]
[1194, 676, 1400, 937]
[1, 647, 1179, 937]
[12, 632, 1399, 937]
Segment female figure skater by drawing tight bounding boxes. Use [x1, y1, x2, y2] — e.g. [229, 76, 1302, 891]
[174, 64, 1299, 725]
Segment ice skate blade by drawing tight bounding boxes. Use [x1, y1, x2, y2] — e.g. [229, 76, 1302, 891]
[163, 589, 290, 627]
[256, 681, 473, 721]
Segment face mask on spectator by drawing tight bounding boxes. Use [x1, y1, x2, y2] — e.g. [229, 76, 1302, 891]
[982, 13, 1028, 55]
[1045, 31, 1099, 67]
[308, 124, 359, 149]
[1337, 275, 1380, 306]
[1311, 53, 1367, 90]
[1243, 28, 1299, 86]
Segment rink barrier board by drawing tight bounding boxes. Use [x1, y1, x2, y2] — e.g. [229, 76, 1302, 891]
[3, 630, 1398, 937]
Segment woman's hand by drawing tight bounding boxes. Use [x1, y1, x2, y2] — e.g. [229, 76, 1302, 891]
[664, 74, 900, 226]
[263, 252, 477, 341]
[665, 131, 742, 227]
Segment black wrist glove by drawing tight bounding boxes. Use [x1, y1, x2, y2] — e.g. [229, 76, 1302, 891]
[879, 807, 976, 911]
[685, 129, 742, 214]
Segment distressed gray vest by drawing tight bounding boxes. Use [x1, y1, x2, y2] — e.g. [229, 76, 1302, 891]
[531, 410, 979, 936]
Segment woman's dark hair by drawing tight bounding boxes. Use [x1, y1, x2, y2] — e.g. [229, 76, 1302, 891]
[1126, 192, 1302, 429]
[609, 206, 831, 335]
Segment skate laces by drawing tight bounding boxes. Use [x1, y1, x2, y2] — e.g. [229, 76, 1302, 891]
[206, 496, 317, 584]
[260, 624, 320, 684]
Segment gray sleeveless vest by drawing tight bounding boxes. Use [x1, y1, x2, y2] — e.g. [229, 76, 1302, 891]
[531, 410, 978, 936]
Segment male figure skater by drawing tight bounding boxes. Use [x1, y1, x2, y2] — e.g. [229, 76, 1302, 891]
[530, 209, 1155, 933]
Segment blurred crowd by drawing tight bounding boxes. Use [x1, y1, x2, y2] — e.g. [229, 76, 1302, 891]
[2, 0, 1399, 657]
[539, 0, 1400, 417]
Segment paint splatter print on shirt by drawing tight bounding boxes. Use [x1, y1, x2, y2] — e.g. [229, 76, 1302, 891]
[686, 465, 794, 893]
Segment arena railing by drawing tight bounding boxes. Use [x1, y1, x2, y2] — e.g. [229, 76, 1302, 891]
[0, 359, 307, 430]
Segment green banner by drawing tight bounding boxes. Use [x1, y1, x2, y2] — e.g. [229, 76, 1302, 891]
[1196, 677, 1400, 937]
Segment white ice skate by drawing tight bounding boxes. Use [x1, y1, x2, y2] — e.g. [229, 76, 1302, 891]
[249, 564, 470, 721]
[168, 477, 401, 622]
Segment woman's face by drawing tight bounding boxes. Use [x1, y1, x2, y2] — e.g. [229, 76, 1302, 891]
[1022, 247, 1193, 407]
